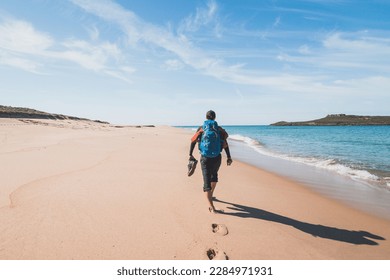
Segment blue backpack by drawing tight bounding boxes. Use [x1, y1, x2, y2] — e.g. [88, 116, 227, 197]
[199, 120, 221, 158]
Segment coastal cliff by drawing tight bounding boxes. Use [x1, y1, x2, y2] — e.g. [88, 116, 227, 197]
[271, 114, 390, 126]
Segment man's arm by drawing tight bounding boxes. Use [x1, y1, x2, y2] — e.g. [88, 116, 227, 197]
[219, 127, 232, 165]
[189, 141, 197, 158]
[224, 141, 233, 166]
[189, 127, 202, 158]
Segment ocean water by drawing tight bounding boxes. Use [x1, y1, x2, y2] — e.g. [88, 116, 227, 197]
[227, 125, 390, 189]
[182, 125, 390, 220]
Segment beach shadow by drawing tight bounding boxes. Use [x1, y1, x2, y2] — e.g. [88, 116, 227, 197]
[215, 199, 385, 245]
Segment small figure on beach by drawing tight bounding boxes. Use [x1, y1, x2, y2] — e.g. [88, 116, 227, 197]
[189, 110, 232, 213]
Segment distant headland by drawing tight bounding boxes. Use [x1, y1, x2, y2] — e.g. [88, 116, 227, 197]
[0, 105, 156, 128]
[0, 105, 109, 124]
[271, 114, 390, 126]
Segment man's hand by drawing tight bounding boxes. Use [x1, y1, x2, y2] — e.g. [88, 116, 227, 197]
[227, 158, 233, 166]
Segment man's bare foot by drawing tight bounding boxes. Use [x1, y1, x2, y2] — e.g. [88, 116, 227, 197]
[209, 207, 224, 214]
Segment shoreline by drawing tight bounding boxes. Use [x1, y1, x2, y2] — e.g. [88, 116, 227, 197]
[228, 139, 390, 222]
[1, 119, 390, 259]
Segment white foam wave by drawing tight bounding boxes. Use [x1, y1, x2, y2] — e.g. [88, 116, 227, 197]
[230, 134, 380, 185]
[310, 160, 379, 182]
[384, 177, 390, 188]
[229, 134, 262, 147]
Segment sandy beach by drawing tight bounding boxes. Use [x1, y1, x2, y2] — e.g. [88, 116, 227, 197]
[1, 118, 389, 260]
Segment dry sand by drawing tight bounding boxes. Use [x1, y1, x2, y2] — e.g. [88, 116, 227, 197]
[1, 118, 389, 260]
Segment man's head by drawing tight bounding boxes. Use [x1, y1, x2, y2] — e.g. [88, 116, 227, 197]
[206, 110, 216, 120]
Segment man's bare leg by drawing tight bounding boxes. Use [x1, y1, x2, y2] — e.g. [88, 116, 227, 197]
[211, 182, 217, 199]
[205, 190, 216, 212]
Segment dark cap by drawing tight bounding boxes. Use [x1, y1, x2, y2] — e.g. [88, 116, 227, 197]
[206, 110, 216, 120]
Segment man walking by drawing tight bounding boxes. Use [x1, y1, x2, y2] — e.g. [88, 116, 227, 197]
[189, 110, 232, 213]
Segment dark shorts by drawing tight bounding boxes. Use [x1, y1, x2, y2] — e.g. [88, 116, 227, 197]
[200, 154, 222, 192]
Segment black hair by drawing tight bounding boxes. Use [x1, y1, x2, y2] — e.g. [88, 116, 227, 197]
[206, 110, 216, 120]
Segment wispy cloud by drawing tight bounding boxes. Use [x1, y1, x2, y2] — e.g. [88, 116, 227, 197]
[268, 5, 352, 24]
[163, 59, 184, 71]
[273, 16, 281, 28]
[0, 17, 52, 74]
[69, 0, 337, 93]
[3, 0, 389, 98]
[0, 49, 43, 74]
[0, 18, 53, 54]
[70, 0, 142, 44]
[59, 39, 121, 71]
[323, 32, 390, 52]
[85, 25, 100, 41]
[178, 0, 219, 33]
[279, 31, 390, 74]
[0, 16, 134, 81]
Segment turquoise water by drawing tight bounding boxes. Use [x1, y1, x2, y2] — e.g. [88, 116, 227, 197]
[225, 125, 390, 189]
[182, 125, 390, 219]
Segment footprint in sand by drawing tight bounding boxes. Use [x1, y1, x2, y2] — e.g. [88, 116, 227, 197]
[207, 248, 229, 260]
[211, 223, 228, 236]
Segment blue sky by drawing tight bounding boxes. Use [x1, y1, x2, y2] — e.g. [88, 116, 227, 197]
[0, 0, 389, 125]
